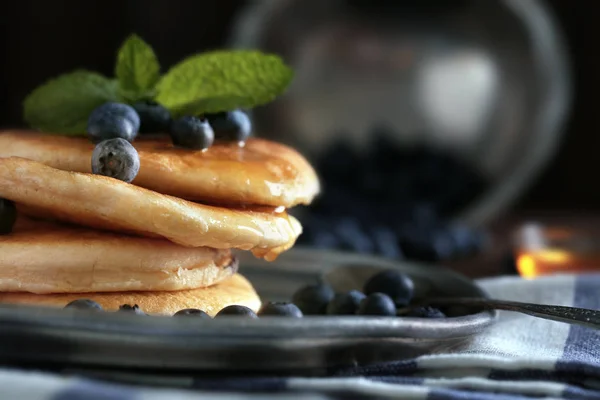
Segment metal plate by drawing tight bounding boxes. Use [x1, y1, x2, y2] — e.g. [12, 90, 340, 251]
[0, 248, 496, 372]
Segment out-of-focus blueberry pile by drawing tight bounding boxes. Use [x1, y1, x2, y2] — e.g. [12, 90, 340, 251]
[297, 128, 489, 262]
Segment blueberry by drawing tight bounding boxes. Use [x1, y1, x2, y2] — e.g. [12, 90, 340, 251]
[444, 224, 488, 258]
[357, 293, 396, 316]
[368, 125, 404, 170]
[118, 304, 145, 315]
[326, 290, 366, 315]
[292, 283, 335, 315]
[215, 305, 258, 318]
[132, 100, 172, 134]
[312, 231, 340, 250]
[370, 226, 402, 259]
[91, 138, 140, 183]
[64, 299, 102, 311]
[406, 306, 446, 319]
[410, 203, 439, 228]
[173, 308, 211, 318]
[444, 224, 474, 257]
[398, 228, 455, 262]
[258, 302, 303, 317]
[87, 102, 140, 143]
[170, 116, 214, 150]
[333, 218, 374, 254]
[206, 110, 252, 142]
[363, 270, 414, 306]
[0, 198, 16, 235]
[317, 137, 362, 186]
[428, 230, 457, 261]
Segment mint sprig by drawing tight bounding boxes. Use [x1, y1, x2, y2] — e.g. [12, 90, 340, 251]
[156, 50, 293, 116]
[115, 34, 160, 102]
[23, 35, 293, 134]
[23, 71, 118, 135]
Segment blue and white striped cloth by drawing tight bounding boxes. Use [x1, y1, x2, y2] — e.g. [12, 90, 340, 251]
[3, 274, 600, 400]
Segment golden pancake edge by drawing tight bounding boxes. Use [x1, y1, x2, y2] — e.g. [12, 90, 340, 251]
[0, 218, 238, 294]
[0, 273, 261, 316]
[0, 130, 320, 208]
[0, 157, 301, 261]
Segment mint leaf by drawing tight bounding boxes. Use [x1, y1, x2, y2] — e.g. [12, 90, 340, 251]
[115, 34, 160, 101]
[23, 70, 118, 135]
[174, 95, 248, 117]
[156, 50, 293, 116]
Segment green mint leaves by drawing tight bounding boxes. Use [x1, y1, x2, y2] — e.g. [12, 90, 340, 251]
[22, 34, 154, 134]
[156, 51, 293, 116]
[23, 34, 293, 135]
[23, 71, 118, 135]
[115, 34, 160, 102]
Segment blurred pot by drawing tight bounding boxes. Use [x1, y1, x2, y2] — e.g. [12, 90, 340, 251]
[229, 0, 572, 226]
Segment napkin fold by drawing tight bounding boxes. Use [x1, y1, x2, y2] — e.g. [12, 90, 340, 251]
[3, 274, 600, 400]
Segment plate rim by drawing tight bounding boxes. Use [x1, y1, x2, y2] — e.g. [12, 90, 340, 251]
[0, 248, 497, 341]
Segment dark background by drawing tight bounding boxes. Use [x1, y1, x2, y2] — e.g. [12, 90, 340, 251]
[0, 0, 594, 214]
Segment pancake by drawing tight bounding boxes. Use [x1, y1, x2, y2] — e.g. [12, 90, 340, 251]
[0, 157, 302, 260]
[0, 218, 237, 294]
[0, 130, 320, 207]
[0, 273, 260, 316]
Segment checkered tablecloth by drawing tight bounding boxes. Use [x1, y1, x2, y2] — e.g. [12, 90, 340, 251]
[3, 274, 600, 400]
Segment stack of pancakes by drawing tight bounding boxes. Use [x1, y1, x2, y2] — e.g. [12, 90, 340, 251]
[0, 131, 319, 315]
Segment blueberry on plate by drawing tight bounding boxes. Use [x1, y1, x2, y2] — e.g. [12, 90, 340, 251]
[173, 308, 211, 318]
[214, 305, 258, 318]
[363, 269, 414, 306]
[258, 302, 303, 318]
[292, 283, 335, 315]
[326, 290, 366, 315]
[206, 110, 252, 142]
[132, 100, 172, 134]
[406, 306, 446, 319]
[64, 299, 103, 311]
[87, 102, 140, 143]
[118, 304, 145, 315]
[357, 293, 396, 316]
[91, 138, 140, 183]
[0, 198, 16, 235]
[170, 116, 214, 150]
